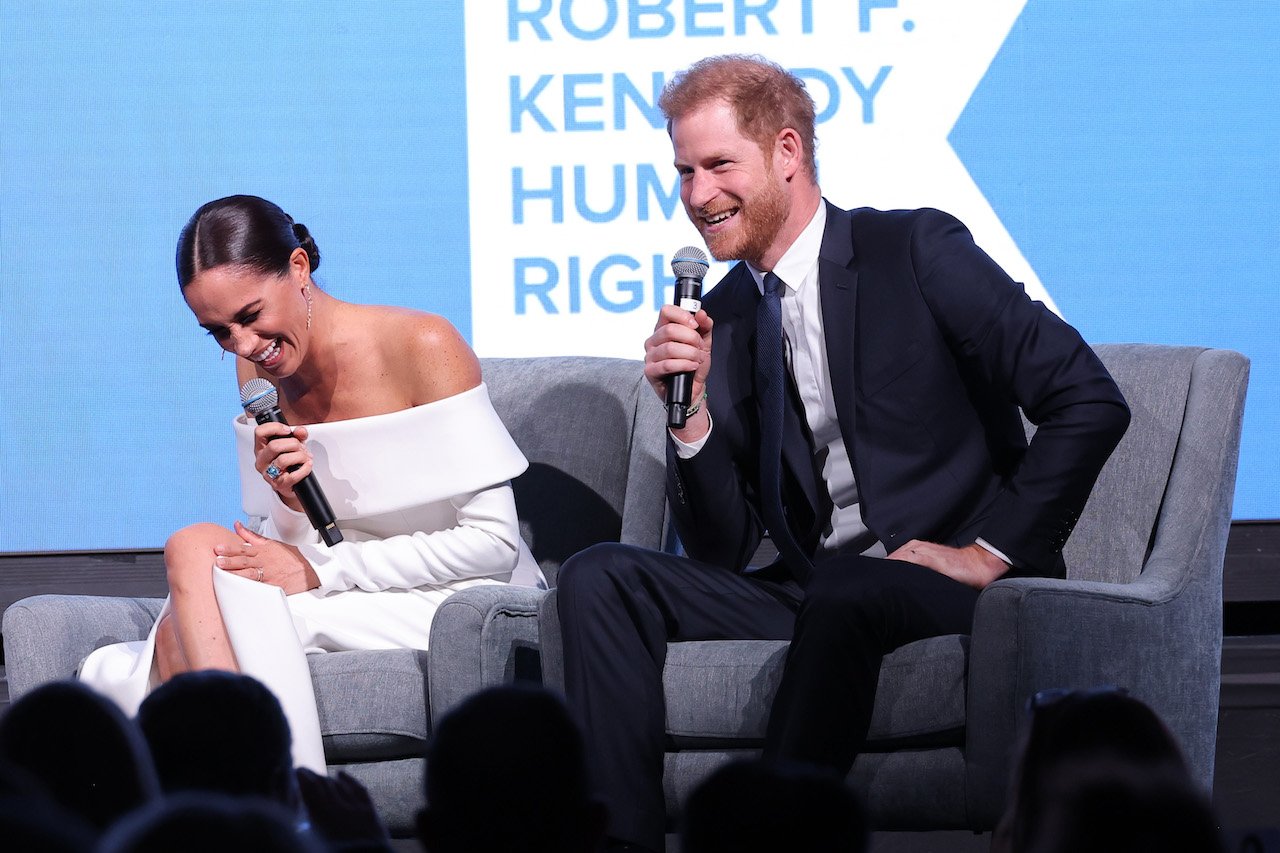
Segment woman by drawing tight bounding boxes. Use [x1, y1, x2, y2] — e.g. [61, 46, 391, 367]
[80, 195, 542, 769]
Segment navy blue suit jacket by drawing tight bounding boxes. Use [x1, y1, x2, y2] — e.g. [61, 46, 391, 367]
[667, 204, 1130, 580]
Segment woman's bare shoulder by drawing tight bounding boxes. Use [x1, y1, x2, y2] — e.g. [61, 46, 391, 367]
[356, 305, 481, 404]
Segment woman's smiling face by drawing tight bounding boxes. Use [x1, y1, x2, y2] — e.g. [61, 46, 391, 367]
[184, 249, 311, 375]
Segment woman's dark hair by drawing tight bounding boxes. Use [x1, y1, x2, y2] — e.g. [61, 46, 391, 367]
[176, 195, 320, 289]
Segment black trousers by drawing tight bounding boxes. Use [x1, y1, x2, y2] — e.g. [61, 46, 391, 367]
[556, 542, 981, 850]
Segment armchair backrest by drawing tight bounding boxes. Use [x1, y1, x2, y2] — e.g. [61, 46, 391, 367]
[1063, 345, 1249, 586]
[481, 357, 668, 585]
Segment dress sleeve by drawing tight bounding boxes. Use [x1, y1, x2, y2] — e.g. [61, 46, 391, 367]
[293, 483, 524, 593]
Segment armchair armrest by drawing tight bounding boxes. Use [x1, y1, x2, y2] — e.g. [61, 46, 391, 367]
[2, 594, 164, 701]
[426, 585, 550, 721]
[964, 568, 1219, 824]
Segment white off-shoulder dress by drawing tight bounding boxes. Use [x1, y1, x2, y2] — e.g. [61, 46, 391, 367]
[79, 383, 543, 772]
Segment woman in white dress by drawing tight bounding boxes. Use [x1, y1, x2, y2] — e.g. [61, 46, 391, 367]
[80, 195, 542, 770]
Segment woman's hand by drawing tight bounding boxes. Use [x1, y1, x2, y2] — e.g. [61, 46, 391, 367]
[213, 521, 321, 594]
[253, 422, 312, 513]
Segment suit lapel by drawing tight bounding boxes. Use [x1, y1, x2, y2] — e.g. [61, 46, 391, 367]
[818, 202, 860, 470]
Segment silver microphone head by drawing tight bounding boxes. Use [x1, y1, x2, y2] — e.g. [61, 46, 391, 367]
[671, 246, 710, 280]
[239, 378, 278, 416]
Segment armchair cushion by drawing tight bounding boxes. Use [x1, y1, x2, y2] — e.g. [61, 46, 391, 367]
[664, 634, 967, 748]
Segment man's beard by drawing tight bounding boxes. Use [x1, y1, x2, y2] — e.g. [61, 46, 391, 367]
[700, 175, 788, 266]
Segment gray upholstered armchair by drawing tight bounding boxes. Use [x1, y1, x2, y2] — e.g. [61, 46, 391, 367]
[539, 344, 1249, 831]
[2, 356, 668, 836]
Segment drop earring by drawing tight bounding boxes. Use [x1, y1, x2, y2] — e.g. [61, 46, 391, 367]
[304, 285, 313, 330]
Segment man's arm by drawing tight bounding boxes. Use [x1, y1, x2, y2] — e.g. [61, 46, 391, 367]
[895, 210, 1130, 583]
[646, 301, 769, 571]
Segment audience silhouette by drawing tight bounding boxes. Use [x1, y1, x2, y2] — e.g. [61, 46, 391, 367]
[137, 670, 294, 802]
[98, 791, 324, 853]
[417, 684, 607, 853]
[0, 672, 1267, 850]
[681, 758, 868, 853]
[0, 680, 159, 834]
[1026, 760, 1225, 853]
[137, 670, 391, 850]
[0, 760, 95, 852]
[994, 687, 1206, 853]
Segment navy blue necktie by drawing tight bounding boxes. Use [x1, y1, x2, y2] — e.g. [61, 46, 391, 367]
[757, 272, 813, 580]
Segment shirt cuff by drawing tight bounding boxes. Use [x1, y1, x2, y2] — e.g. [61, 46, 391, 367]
[975, 537, 1013, 567]
[669, 411, 714, 459]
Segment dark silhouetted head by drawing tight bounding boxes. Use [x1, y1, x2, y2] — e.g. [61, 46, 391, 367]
[0, 680, 159, 833]
[681, 759, 868, 853]
[99, 791, 322, 853]
[417, 685, 605, 853]
[996, 688, 1193, 853]
[137, 670, 294, 803]
[1026, 760, 1224, 853]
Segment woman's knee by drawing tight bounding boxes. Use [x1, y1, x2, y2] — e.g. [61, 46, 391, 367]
[164, 523, 236, 590]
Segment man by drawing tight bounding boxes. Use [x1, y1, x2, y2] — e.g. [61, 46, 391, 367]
[555, 55, 1130, 853]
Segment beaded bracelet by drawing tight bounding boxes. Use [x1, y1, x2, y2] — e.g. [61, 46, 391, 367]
[682, 389, 708, 418]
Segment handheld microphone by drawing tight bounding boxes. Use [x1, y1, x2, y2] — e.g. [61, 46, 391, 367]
[666, 246, 711, 428]
[239, 378, 344, 546]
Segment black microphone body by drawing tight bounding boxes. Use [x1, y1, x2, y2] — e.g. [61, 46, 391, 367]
[666, 247, 711, 428]
[241, 381, 344, 546]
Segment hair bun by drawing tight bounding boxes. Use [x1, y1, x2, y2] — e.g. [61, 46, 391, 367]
[292, 222, 321, 272]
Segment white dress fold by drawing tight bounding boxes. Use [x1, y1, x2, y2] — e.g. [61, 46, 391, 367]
[80, 382, 542, 773]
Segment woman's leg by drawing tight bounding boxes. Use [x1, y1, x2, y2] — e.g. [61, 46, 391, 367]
[153, 614, 188, 681]
[161, 522, 244, 674]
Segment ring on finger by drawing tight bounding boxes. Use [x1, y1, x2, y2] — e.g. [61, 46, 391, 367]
[256, 568, 264, 582]
[266, 464, 282, 481]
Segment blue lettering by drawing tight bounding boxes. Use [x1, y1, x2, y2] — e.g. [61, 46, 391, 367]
[842, 66, 892, 123]
[613, 72, 666, 129]
[510, 75, 556, 132]
[568, 256, 582, 312]
[514, 258, 558, 314]
[512, 167, 564, 224]
[629, 0, 674, 37]
[591, 255, 645, 312]
[510, 0, 816, 40]
[735, 0, 777, 35]
[574, 165, 626, 222]
[636, 164, 681, 221]
[652, 253, 675, 309]
[685, 0, 724, 36]
[564, 74, 606, 132]
[508, 0, 552, 40]
[858, 0, 896, 33]
[792, 68, 839, 123]
[512, 254, 688, 312]
[561, 0, 618, 40]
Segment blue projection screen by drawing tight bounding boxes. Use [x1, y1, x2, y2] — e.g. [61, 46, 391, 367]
[2, 1, 1277, 552]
